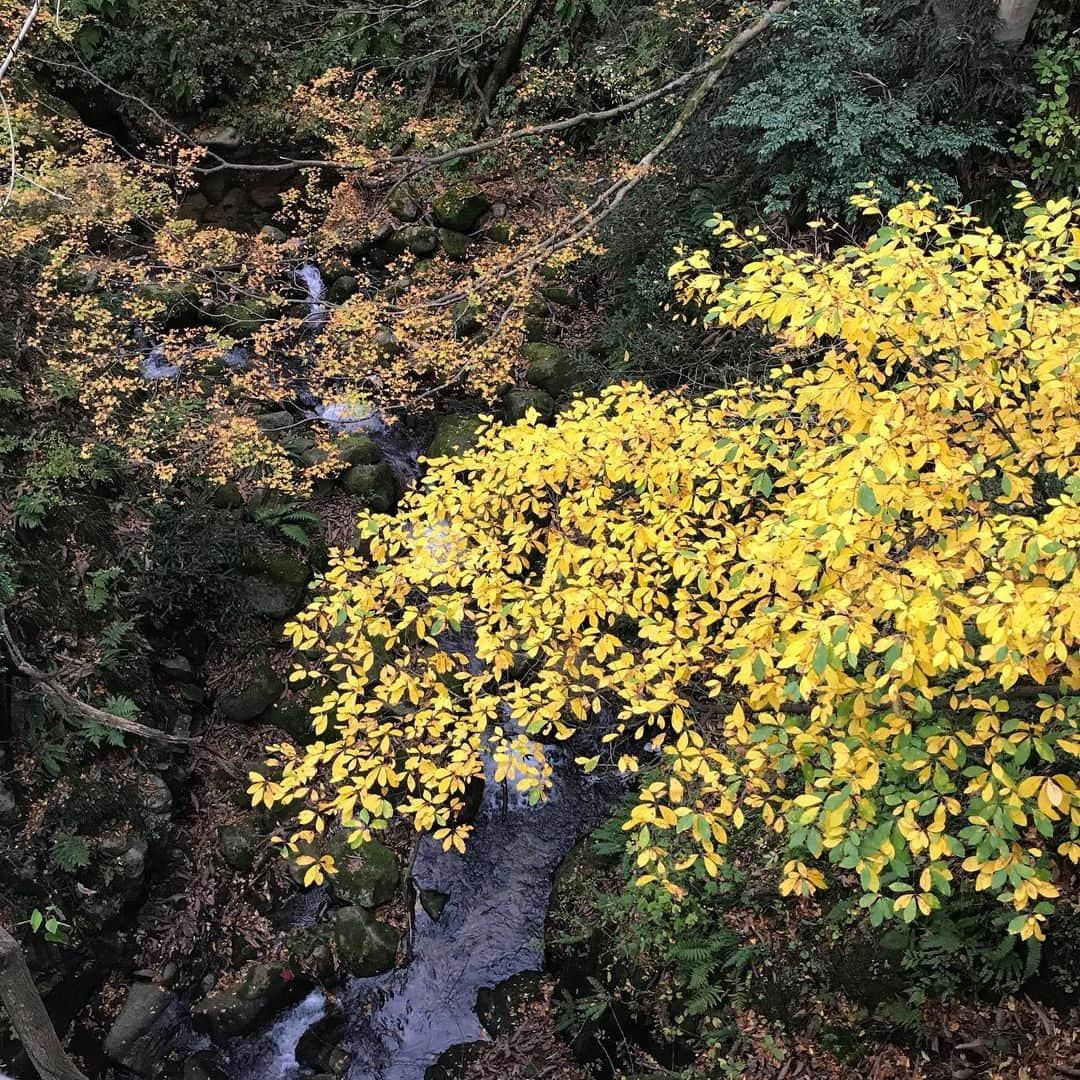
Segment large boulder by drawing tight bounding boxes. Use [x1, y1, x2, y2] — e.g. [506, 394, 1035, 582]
[218, 654, 285, 723]
[426, 414, 485, 459]
[296, 1014, 350, 1074]
[438, 228, 470, 260]
[336, 432, 381, 466]
[191, 963, 311, 1041]
[340, 461, 396, 512]
[103, 982, 178, 1075]
[331, 835, 399, 907]
[214, 298, 271, 338]
[241, 577, 307, 618]
[387, 185, 422, 223]
[523, 342, 582, 397]
[332, 906, 399, 976]
[385, 226, 439, 258]
[432, 184, 490, 233]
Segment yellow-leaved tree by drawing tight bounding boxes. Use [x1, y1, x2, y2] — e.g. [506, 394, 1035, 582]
[257, 186, 1080, 940]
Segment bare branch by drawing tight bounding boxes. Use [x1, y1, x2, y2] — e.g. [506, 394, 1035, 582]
[0, 0, 41, 84]
[0, 610, 198, 746]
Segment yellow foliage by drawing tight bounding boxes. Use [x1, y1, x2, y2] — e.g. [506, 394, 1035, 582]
[263, 186, 1080, 935]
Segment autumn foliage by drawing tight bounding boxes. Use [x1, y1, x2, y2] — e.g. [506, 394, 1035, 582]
[256, 186, 1080, 939]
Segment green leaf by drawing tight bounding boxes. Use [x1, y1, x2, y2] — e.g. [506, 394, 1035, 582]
[857, 483, 880, 514]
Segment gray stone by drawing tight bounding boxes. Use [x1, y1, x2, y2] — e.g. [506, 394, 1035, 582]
[388, 186, 422, 223]
[258, 224, 288, 244]
[333, 906, 399, 976]
[374, 327, 403, 357]
[432, 184, 490, 232]
[177, 192, 209, 221]
[213, 481, 243, 508]
[340, 462, 396, 512]
[242, 578, 306, 619]
[503, 388, 555, 424]
[438, 229, 469, 260]
[327, 275, 359, 303]
[247, 550, 310, 588]
[386, 226, 439, 258]
[219, 655, 285, 723]
[103, 981, 177, 1074]
[523, 342, 581, 397]
[331, 835, 399, 907]
[218, 822, 259, 873]
[426, 414, 485, 459]
[157, 653, 196, 683]
[449, 300, 482, 338]
[255, 410, 294, 433]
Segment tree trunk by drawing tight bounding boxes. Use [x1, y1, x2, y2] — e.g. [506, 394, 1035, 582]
[0, 927, 88, 1080]
[473, 0, 545, 136]
[994, 0, 1040, 45]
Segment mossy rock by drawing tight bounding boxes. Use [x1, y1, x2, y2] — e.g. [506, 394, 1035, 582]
[385, 226, 439, 258]
[438, 228, 470, 260]
[424, 1042, 486, 1080]
[388, 185, 422, 222]
[212, 481, 243, 508]
[242, 578, 307, 619]
[432, 184, 490, 232]
[218, 654, 285, 723]
[327, 275, 359, 303]
[332, 906, 399, 976]
[449, 299, 482, 338]
[136, 279, 201, 313]
[218, 821, 260, 873]
[426, 414, 485, 459]
[336, 433, 381, 466]
[284, 924, 335, 980]
[215, 298, 272, 339]
[259, 224, 288, 244]
[476, 971, 545, 1037]
[329, 834, 400, 907]
[246, 550, 311, 589]
[191, 964, 310, 1041]
[540, 284, 580, 308]
[523, 342, 581, 397]
[503, 388, 555, 424]
[340, 461, 396, 512]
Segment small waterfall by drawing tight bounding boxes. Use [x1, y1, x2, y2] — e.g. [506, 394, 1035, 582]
[141, 345, 181, 381]
[296, 263, 327, 328]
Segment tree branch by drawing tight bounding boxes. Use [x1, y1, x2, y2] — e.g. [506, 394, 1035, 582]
[0, 611, 198, 746]
[0, 0, 41, 84]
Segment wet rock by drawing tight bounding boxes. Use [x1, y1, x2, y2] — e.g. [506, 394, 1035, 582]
[103, 981, 176, 1074]
[426, 414, 485, 459]
[337, 432, 381, 466]
[418, 887, 449, 923]
[476, 970, 545, 1037]
[194, 125, 242, 150]
[183, 1051, 229, 1080]
[386, 225, 440, 258]
[220, 187, 251, 220]
[218, 654, 285, 723]
[332, 906, 399, 976]
[340, 461, 396, 512]
[255, 409, 295, 433]
[388, 186, 422, 223]
[266, 693, 321, 745]
[503, 388, 555, 424]
[296, 1014, 350, 1074]
[136, 772, 173, 843]
[432, 184, 490, 233]
[328, 835, 399, 907]
[259, 224, 288, 244]
[191, 963, 311, 1041]
[523, 342, 582, 397]
[218, 821, 259, 873]
[438, 228, 470, 260]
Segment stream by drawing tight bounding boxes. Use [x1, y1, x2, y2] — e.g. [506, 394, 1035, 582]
[225, 744, 616, 1079]
[207, 267, 614, 1079]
